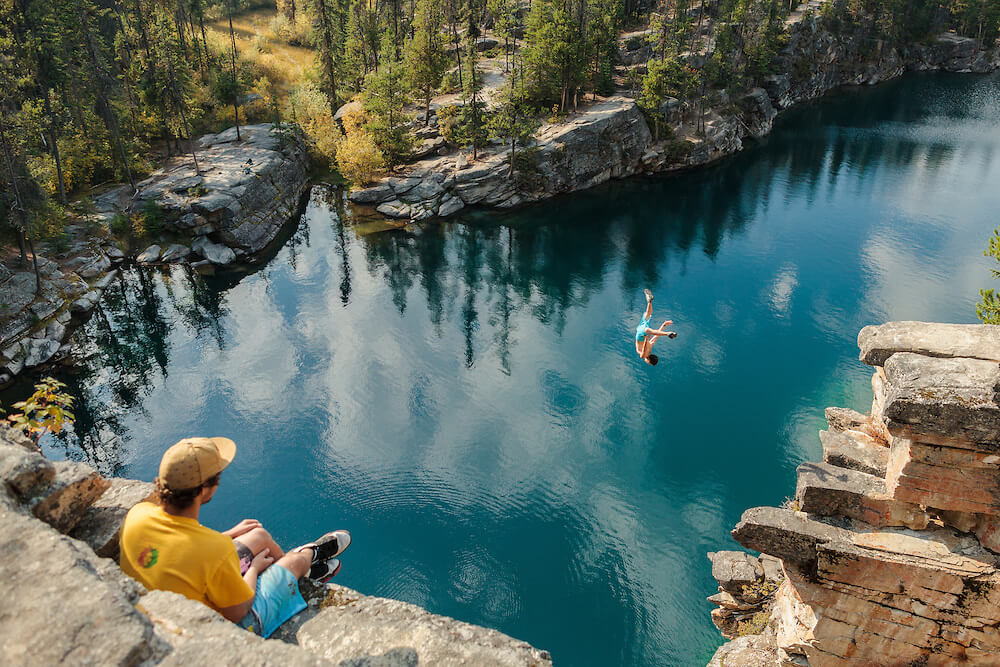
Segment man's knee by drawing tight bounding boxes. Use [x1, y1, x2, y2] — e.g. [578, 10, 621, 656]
[239, 526, 274, 553]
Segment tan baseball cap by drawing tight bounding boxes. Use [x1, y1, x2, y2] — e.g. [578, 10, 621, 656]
[159, 437, 236, 491]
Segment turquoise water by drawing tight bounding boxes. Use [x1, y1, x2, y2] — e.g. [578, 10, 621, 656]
[13, 72, 1000, 665]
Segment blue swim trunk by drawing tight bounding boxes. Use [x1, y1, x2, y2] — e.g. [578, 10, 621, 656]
[237, 564, 307, 638]
[636, 317, 650, 341]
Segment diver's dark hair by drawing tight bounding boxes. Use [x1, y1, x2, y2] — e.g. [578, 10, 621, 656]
[647, 354, 659, 365]
[154, 473, 221, 510]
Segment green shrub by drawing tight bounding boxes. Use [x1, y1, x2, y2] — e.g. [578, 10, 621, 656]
[140, 199, 165, 237]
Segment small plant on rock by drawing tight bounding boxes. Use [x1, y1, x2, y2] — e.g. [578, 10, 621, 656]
[734, 611, 770, 637]
[6, 377, 75, 442]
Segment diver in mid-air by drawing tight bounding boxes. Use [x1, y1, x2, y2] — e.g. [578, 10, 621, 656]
[635, 289, 677, 366]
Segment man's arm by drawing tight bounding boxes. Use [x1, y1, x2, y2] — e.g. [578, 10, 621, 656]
[217, 549, 273, 622]
[223, 519, 261, 539]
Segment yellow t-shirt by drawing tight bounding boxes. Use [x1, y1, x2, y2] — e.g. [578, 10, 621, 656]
[119, 502, 253, 612]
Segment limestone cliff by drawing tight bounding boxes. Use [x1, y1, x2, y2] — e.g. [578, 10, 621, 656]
[706, 322, 1000, 666]
[0, 425, 551, 666]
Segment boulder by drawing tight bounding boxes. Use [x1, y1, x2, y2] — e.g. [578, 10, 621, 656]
[70, 478, 155, 559]
[708, 551, 764, 596]
[348, 184, 395, 205]
[334, 100, 362, 122]
[0, 438, 55, 498]
[192, 237, 237, 266]
[136, 245, 162, 264]
[0, 510, 162, 666]
[376, 201, 412, 219]
[160, 244, 191, 263]
[438, 194, 465, 217]
[23, 337, 61, 368]
[29, 460, 111, 533]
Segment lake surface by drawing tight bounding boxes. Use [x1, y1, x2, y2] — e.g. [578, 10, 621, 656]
[10, 72, 1000, 665]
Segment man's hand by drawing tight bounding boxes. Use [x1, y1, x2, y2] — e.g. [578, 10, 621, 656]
[250, 547, 274, 573]
[224, 519, 262, 539]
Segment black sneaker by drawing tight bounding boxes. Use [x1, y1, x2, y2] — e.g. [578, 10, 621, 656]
[298, 530, 351, 564]
[309, 557, 342, 583]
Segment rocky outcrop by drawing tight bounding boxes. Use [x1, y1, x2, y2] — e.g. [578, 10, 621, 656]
[707, 322, 1000, 666]
[94, 123, 310, 260]
[767, 27, 1000, 112]
[0, 424, 551, 666]
[349, 96, 651, 220]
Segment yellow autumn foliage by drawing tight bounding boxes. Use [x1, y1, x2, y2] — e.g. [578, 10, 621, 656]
[336, 128, 386, 185]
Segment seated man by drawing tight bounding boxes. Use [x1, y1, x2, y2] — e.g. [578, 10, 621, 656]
[120, 437, 350, 638]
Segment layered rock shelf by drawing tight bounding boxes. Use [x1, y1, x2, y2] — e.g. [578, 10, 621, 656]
[707, 322, 1000, 666]
[0, 425, 551, 666]
[351, 26, 999, 223]
[95, 123, 310, 266]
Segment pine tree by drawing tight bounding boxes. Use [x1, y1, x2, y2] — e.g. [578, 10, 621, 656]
[460, 26, 487, 159]
[310, 0, 346, 117]
[226, 0, 242, 140]
[363, 31, 413, 169]
[405, 0, 449, 124]
[488, 57, 539, 177]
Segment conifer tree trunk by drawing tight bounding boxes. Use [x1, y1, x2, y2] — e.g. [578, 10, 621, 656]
[314, 0, 340, 117]
[228, 0, 241, 140]
[42, 95, 68, 205]
[0, 115, 41, 293]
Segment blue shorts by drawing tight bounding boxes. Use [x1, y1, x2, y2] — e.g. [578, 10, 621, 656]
[636, 318, 650, 342]
[237, 564, 307, 638]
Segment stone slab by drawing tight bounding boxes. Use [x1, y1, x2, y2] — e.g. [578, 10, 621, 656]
[859, 321, 1000, 366]
[882, 353, 1000, 449]
[819, 429, 889, 478]
[796, 461, 928, 529]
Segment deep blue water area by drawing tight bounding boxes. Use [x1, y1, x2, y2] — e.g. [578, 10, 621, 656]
[9, 71, 1000, 665]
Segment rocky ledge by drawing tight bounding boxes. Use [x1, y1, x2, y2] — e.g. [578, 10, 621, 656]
[706, 322, 1000, 666]
[95, 123, 310, 269]
[0, 424, 551, 666]
[349, 96, 651, 219]
[350, 28, 998, 223]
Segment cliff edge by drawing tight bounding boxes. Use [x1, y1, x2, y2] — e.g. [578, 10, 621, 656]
[0, 425, 551, 666]
[706, 322, 1000, 666]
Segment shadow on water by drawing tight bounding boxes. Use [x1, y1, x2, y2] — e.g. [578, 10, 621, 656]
[2, 71, 998, 667]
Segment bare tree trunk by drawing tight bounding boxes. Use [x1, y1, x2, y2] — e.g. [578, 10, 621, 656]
[228, 0, 241, 140]
[42, 95, 68, 205]
[0, 114, 41, 292]
[164, 56, 201, 174]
